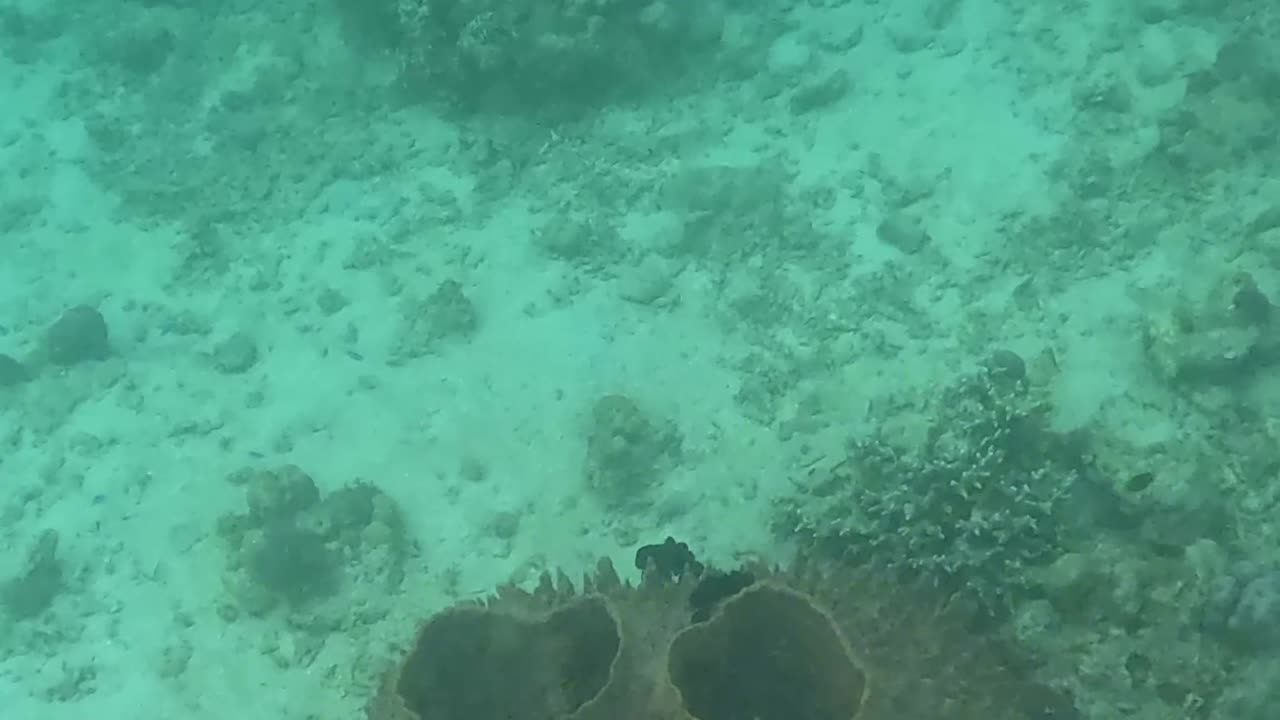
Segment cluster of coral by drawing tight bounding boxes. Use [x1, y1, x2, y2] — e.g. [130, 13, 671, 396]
[366, 540, 1075, 720]
[778, 359, 1086, 613]
[337, 0, 730, 110]
[217, 465, 409, 621]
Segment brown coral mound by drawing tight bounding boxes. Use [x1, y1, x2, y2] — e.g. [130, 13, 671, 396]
[668, 583, 866, 720]
[368, 558, 1075, 720]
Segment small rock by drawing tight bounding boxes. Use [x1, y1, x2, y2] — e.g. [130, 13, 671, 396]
[489, 511, 522, 541]
[766, 34, 812, 76]
[212, 332, 259, 374]
[815, 23, 864, 53]
[156, 639, 193, 679]
[316, 288, 350, 316]
[391, 280, 479, 361]
[45, 305, 110, 366]
[886, 22, 931, 53]
[1, 530, 64, 620]
[618, 256, 678, 305]
[789, 69, 851, 115]
[984, 349, 1027, 386]
[876, 212, 932, 254]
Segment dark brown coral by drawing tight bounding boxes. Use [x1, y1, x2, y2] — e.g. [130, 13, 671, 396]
[367, 558, 1075, 720]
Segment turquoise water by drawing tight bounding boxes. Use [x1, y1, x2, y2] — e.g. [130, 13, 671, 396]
[1, 0, 1278, 717]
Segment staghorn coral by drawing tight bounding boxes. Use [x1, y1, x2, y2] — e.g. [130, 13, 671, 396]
[366, 550, 1076, 720]
[779, 367, 1081, 614]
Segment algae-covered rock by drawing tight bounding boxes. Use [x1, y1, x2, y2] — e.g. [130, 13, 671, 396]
[44, 305, 111, 366]
[583, 394, 683, 508]
[1, 530, 64, 620]
[246, 522, 341, 607]
[219, 466, 409, 616]
[391, 279, 478, 362]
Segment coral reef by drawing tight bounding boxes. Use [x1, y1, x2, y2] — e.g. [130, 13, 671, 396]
[338, 0, 729, 111]
[366, 544, 1076, 720]
[779, 364, 1085, 612]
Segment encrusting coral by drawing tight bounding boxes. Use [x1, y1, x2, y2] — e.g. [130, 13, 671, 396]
[366, 540, 1076, 720]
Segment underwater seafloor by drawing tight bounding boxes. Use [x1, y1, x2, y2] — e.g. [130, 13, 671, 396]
[2, 0, 1279, 718]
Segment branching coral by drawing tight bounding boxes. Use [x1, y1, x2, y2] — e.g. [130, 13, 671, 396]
[780, 367, 1082, 613]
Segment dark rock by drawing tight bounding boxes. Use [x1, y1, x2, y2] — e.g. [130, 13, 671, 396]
[1229, 271, 1272, 326]
[244, 465, 320, 521]
[876, 212, 932, 254]
[317, 288, 350, 316]
[984, 349, 1027, 385]
[789, 69, 851, 114]
[635, 536, 703, 580]
[45, 305, 110, 365]
[212, 331, 259, 374]
[1124, 472, 1155, 492]
[247, 523, 340, 606]
[317, 482, 378, 536]
[1, 530, 64, 620]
